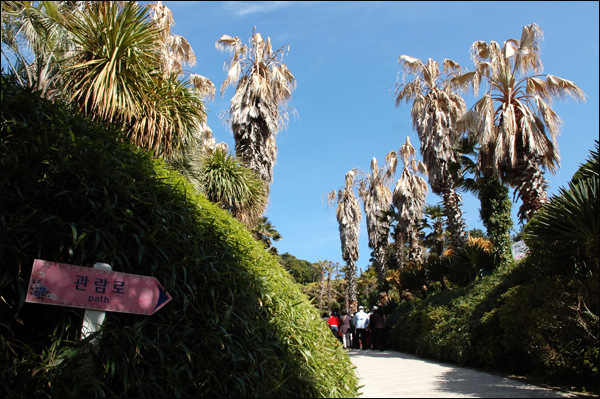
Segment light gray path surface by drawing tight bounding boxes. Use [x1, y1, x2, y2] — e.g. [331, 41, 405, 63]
[349, 349, 575, 398]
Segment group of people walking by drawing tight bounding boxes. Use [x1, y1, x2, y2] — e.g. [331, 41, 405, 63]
[322, 305, 387, 351]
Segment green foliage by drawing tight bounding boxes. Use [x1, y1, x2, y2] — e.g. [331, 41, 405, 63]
[448, 241, 497, 287]
[387, 258, 598, 393]
[525, 141, 599, 272]
[424, 256, 450, 291]
[398, 267, 427, 295]
[0, 74, 359, 398]
[388, 140, 600, 392]
[278, 253, 318, 285]
[478, 174, 513, 265]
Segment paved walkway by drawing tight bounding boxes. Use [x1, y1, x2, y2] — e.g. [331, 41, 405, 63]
[348, 349, 577, 398]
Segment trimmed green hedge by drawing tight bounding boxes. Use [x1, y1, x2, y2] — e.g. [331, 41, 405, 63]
[1, 74, 359, 398]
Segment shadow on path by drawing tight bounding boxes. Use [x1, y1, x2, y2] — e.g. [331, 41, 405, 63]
[348, 349, 574, 398]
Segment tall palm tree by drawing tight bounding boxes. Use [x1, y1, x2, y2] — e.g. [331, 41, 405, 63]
[453, 23, 586, 222]
[216, 27, 296, 203]
[393, 137, 429, 267]
[328, 170, 361, 311]
[394, 56, 468, 251]
[358, 152, 397, 287]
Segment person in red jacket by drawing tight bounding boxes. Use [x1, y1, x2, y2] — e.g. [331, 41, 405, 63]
[327, 309, 342, 342]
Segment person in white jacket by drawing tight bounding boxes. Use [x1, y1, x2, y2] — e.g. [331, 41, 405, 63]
[354, 306, 369, 350]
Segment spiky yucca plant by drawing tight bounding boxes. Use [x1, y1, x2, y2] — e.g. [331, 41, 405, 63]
[525, 140, 599, 274]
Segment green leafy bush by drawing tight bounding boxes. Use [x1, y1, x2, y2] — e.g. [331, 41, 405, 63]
[0, 74, 359, 398]
[387, 254, 598, 393]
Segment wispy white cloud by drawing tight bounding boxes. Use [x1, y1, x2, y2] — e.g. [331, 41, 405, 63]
[223, 1, 292, 16]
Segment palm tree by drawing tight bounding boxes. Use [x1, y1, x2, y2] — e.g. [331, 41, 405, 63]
[1, 1, 80, 99]
[253, 216, 283, 254]
[358, 152, 397, 287]
[148, 1, 215, 118]
[393, 137, 429, 267]
[525, 140, 599, 274]
[216, 27, 296, 203]
[327, 170, 361, 311]
[394, 56, 468, 251]
[450, 136, 513, 264]
[453, 23, 586, 222]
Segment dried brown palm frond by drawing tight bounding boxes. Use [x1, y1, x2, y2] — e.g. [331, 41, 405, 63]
[395, 55, 467, 250]
[328, 170, 362, 304]
[393, 137, 429, 267]
[149, 1, 198, 76]
[217, 27, 296, 199]
[357, 151, 398, 286]
[453, 23, 586, 221]
[190, 74, 216, 101]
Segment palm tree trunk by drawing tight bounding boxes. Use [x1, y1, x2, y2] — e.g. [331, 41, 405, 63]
[441, 185, 467, 252]
[407, 228, 423, 263]
[373, 246, 387, 288]
[512, 153, 548, 222]
[395, 230, 405, 270]
[327, 268, 332, 308]
[318, 265, 324, 311]
[345, 260, 357, 305]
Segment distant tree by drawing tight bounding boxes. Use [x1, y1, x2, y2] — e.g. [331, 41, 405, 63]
[327, 170, 361, 311]
[421, 204, 445, 257]
[358, 152, 397, 288]
[469, 228, 486, 239]
[278, 253, 316, 284]
[252, 217, 282, 254]
[393, 137, 429, 268]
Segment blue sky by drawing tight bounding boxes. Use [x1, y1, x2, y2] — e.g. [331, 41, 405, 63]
[160, 1, 599, 272]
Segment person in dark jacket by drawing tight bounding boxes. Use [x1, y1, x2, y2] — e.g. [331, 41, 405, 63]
[339, 309, 352, 349]
[369, 306, 386, 351]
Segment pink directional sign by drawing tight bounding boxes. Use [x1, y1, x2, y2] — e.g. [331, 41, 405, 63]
[25, 259, 171, 315]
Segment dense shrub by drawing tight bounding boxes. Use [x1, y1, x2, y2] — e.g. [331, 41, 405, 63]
[0, 74, 359, 398]
[387, 255, 598, 393]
